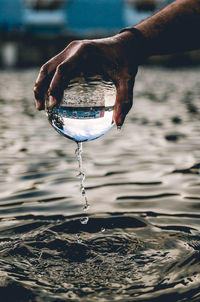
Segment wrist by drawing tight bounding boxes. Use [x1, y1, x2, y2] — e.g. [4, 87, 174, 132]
[117, 27, 149, 64]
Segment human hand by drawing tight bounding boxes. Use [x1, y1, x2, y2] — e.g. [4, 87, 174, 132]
[34, 31, 144, 126]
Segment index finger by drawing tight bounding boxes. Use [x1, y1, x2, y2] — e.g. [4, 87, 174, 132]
[33, 47, 72, 110]
[34, 65, 52, 110]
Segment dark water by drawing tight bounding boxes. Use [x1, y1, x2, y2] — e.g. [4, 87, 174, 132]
[0, 67, 199, 302]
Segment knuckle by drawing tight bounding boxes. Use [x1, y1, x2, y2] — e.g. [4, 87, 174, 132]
[39, 63, 49, 76]
[33, 85, 39, 94]
[69, 40, 95, 54]
[56, 63, 65, 75]
[68, 40, 81, 48]
[48, 85, 60, 98]
[33, 85, 40, 98]
[79, 40, 95, 53]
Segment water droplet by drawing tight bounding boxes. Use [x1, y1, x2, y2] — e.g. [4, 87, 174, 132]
[77, 172, 85, 180]
[83, 204, 90, 211]
[75, 142, 90, 218]
[76, 233, 82, 244]
[80, 217, 89, 225]
[81, 188, 86, 196]
[75, 142, 82, 156]
[75, 148, 79, 156]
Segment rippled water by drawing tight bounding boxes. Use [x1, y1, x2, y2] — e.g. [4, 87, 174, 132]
[0, 67, 199, 302]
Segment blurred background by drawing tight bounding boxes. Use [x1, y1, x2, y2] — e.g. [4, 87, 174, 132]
[0, 2, 200, 301]
[1, 0, 200, 68]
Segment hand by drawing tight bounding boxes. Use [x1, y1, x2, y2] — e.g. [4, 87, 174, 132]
[34, 31, 143, 126]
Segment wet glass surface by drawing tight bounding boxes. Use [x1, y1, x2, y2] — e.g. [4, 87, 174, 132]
[0, 67, 200, 301]
[48, 105, 114, 142]
[47, 76, 115, 142]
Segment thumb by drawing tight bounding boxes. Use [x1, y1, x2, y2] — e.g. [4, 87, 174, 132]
[113, 77, 134, 127]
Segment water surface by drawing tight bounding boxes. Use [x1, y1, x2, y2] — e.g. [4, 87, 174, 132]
[0, 67, 199, 301]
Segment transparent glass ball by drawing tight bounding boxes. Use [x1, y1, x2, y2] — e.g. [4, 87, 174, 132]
[46, 75, 116, 142]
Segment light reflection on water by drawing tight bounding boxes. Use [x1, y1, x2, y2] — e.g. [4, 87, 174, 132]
[0, 67, 199, 301]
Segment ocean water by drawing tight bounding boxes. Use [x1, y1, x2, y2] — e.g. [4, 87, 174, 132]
[0, 66, 199, 302]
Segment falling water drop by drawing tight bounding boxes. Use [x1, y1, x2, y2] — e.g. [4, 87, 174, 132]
[76, 233, 82, 244]
[83, 204, 90, 212]
[75, 142, 90, 214]
[80, 217, 89, 225]
[75, 142, 90, 243]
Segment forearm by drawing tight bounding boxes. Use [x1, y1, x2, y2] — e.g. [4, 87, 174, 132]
[135, 0, 200, 56]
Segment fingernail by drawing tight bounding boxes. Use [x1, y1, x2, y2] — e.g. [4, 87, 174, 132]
[49, 95, 57, 107]
[35, 100, 41, 110]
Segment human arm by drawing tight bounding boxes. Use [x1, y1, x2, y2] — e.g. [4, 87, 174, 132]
[34, 0, 200, 126]
[135, 0, 200, 55]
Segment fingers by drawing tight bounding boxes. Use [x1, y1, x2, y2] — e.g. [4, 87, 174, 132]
[34, 44, 75, 110]
[34, 62, 61, 110]
[34, 64, 50, 110]
[114, 77, 135, 127]
[48, 42, 95, 108]
[34, 40, 92, 110]
[47, 57, 80, 108]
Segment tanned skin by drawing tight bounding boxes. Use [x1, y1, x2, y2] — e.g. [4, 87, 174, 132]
[34, 0, 200, 126]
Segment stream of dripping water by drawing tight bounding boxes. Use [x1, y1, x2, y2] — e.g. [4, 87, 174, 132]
[75, 142, 90, 243]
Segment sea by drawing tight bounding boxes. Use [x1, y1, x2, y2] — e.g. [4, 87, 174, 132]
[0, 66, 199, 302]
